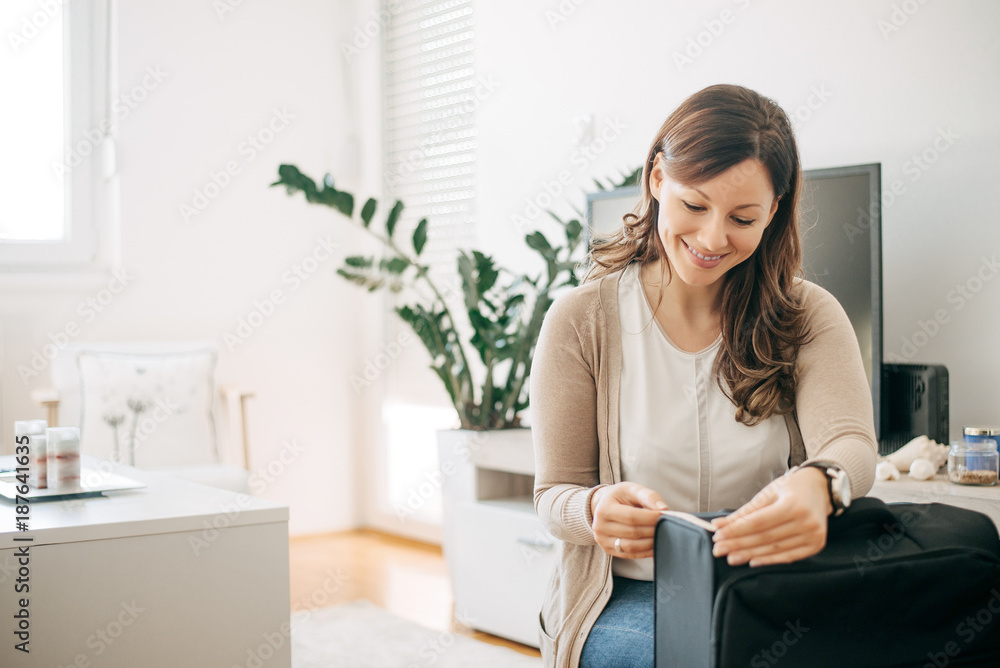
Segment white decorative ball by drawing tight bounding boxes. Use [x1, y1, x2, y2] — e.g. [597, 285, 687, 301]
[908, 457, 937, 481]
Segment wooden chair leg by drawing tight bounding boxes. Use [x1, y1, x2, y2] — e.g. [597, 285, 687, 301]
[239, 392, 253, 471]
[220, 386, 255, 472]
[29, 390, 61, 427]
[45, 402, 58, 427]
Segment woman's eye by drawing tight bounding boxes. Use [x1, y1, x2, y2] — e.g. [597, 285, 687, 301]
[733, 217, 755, 226]
[682, 201, 705, 213]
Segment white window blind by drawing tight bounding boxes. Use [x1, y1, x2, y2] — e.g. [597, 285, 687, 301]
[373, 0, 478, 539]
[383, 0, 477, 273]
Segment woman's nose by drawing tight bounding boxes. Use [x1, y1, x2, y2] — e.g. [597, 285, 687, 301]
[697, 214, 728, 252]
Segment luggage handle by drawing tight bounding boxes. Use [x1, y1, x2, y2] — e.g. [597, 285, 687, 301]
[827, 497, 898, 536]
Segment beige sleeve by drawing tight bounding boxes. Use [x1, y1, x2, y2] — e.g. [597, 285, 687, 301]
[793, 282, 879, 497]
[530, 290, 606, 546]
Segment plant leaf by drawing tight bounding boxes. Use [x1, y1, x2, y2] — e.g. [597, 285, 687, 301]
[565, 219, 582, 244]
[467, 307, 497, 365]
[472, 250, 498, 293]
[272, 164, 314, 194]
[525, 231, 553, 255]
[272, 164, 354, 216]
[457, 251, 479, 311]
[335, 269, 369, 287]
[360, 198, 377, 228]
[386, 200, 404, 239]
[396, 306, 439, 355]
[413, 218, 428, 255]
[332, 191, 354, 217]
[505, 293, 526, 310]
[344, 255, 373, 268]
[379, 257, 408, 274]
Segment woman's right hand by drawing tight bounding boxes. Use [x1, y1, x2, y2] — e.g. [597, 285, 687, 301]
[590, 482, 669, 559]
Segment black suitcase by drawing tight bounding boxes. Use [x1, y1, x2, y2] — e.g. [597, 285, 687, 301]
[654, 498, 1000, 667]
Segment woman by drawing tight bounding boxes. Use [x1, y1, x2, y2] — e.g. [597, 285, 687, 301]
[529, 83, 878, 668]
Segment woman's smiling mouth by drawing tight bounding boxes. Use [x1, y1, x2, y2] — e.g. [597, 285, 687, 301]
[683, 239, 726, 263]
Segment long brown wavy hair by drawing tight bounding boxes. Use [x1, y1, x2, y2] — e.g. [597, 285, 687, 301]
[585, 84, 810, 426]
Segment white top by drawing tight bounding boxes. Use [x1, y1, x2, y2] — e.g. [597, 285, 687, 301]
[613, 262, 790, 580]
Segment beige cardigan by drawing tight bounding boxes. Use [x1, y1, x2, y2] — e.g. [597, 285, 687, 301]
[529, 263, 878, 668]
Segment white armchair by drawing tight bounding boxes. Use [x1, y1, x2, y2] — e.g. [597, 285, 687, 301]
[30, 342, 253, 494]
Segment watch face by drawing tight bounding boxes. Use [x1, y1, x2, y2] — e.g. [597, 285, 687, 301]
[832, 470, 851, 507]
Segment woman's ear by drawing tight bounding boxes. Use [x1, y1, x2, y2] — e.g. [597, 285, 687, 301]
[648, 152, 665, 202]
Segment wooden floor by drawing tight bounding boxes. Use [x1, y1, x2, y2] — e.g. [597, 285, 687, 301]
[289, 529, 542, 659]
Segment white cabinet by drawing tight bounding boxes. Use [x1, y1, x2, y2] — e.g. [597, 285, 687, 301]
[0, 455, 290, 668]
[438, 428, 557, 648]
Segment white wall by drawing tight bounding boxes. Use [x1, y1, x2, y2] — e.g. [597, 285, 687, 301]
[0, 0, 387, 536]
[473, 0, 1000, 441]
[4, 1, 996, 539]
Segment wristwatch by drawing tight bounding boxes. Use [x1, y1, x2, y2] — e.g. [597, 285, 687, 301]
[795, 460, 852, 517]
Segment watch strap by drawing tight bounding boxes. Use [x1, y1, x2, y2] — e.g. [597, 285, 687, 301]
[798, 461, 849, 516]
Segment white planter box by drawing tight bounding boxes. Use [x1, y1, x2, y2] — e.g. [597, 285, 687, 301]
[437, 428, 557, 648]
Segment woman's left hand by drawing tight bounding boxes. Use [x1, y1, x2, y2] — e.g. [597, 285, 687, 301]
[709, 467, 834, 567]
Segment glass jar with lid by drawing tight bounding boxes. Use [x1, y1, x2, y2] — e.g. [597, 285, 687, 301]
[964, 426, 1000, 444]
[948, 427, 999, 486]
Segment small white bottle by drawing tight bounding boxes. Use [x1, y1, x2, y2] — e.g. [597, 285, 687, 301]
[15, 419, 49, 489]
[46, 426, 82, 490]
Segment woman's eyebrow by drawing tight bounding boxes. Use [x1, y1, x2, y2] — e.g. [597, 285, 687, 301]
[689, 186, 764, 210]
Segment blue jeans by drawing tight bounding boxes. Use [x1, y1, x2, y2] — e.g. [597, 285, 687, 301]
[579, 575, 654, 668]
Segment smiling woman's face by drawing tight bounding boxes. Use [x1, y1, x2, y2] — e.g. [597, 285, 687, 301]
[649, 155, 780, 290]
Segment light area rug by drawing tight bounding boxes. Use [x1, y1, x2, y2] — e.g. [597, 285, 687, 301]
[291, 599, 543, 668]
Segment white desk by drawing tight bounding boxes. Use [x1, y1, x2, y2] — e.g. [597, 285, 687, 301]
[0, 456, 290, 668]
[869, 473, 1000, 528]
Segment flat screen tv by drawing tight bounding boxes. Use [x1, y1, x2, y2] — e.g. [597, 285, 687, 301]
[585, 162, 883, 440]
[798, 164, 883, 439]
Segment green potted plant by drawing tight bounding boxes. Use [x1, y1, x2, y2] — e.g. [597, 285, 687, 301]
[271, 164, 639, 431]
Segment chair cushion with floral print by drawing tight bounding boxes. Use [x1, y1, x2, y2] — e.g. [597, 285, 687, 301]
[76, 349, 218, 468]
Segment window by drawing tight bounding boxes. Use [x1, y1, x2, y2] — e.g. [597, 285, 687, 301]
[0, 0, 116, 271]
[370, 0, 478, 539]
